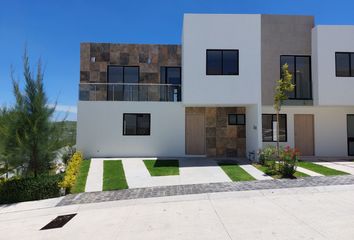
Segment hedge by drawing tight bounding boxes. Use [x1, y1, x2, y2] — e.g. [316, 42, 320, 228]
[59, 151, 83, 192]
[0, 174, 63, 204]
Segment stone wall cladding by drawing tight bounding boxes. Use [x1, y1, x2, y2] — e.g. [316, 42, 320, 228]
[186, 107, 246, 157]
[80, 43, 181, 100]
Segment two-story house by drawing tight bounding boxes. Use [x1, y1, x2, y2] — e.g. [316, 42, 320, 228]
[77, 14, 354, 158]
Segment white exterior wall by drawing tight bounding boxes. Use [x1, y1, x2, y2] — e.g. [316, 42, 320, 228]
[312, 26, 354, 106]
[262, 106, 354, 156]
[182, 14, 262, 106]
[246, 104, 262, 159]
[77, 101, 185, 158]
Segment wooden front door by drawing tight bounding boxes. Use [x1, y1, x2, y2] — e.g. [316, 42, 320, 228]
[294, 114, 314, 156]
[185, 113, 205, 155]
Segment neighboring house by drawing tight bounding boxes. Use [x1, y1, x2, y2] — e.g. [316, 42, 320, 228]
[77, 14, 354, 158]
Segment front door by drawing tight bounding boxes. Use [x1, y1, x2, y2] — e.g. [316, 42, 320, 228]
[294, 114, 314, 156]
[185, 113, 205, 155]
[347, 115, 354, 156]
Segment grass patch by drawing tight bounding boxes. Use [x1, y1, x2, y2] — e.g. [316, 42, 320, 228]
[253, 164, 309, 179]
[71, 159, 91, 193]
[143, 160, 179, 176]
[103, 160, 128, 191]
[298, 161, 349, 176]
[218, 162, 255, 181]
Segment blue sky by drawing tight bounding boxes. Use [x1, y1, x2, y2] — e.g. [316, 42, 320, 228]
[1, 0, 354, 121]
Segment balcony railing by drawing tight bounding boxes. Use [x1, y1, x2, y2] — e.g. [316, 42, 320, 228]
[79, 83, 181, 102]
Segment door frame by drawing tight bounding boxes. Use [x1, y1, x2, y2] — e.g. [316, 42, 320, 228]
[185, 112, 206, 155]
[294, 114, 315, 156]
[347, 114, 354, 156]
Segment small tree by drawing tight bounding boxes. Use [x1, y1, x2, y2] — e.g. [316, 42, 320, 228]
[8, 50, 66, 177]
[274, 64, 294, 155]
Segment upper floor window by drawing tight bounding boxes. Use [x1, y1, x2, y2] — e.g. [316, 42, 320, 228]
[160, 67, 181, 84]
[335, 52, 354, 77]
[206, 50, 239, 75]
[123, 113, 150, 136]
[107, 66, 139, 101]
[280, 55, 312, 100]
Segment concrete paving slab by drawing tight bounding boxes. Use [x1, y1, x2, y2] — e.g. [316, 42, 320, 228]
[85, 159, 103, 192]
[296, 166, 324, 176]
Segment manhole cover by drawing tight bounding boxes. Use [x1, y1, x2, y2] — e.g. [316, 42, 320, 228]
[40, 214, 77, 230]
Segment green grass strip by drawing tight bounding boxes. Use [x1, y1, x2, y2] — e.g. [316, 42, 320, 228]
[103, 160, 128, 191]
[253, 164, 309, 179]
[298, 161, 349, 176]
[143, 160, 179, 176]
[71, 159, 91, 193]
[219, 163, 255, 181]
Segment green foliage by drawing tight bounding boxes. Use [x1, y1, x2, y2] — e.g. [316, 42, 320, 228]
[0, 174, 63, 204]
[258, 145, 300, 178]
[218, 161, 255, 181]
[298, 161, 349, 176]
[71, 159, 91, 193]
[143, 160, 179, 176]
[1, 50, 67, 177]
[59, 152, 83, 191]
[274, 64, 294, 112]
[103, 160, 128, 191]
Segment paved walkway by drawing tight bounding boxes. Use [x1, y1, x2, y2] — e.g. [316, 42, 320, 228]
[315, 160, 354, 175]
[122, 158, 232, 188]
[85, 159, 103, 192]
[296, 166, 324, 176]
[3, 185, 354, 239]
[236, 159, 273, 180]
[57, 175, 354, 206]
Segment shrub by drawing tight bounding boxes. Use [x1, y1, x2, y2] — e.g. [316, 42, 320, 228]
[279, 146, 300, 178]
[0, 174, 63, 204]
[58, 151, 83, 192]
[258, 145, 277, 170]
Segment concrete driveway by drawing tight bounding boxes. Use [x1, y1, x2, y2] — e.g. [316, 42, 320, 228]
[1, 185, 354, 239]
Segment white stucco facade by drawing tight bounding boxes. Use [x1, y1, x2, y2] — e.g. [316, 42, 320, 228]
[312, 26, 354, 106]
[77, 102, 185, 158]
[262, 106, 354, 156]
[182, 14, 262, 106]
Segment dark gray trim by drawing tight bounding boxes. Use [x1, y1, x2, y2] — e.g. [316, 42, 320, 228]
[206, 49, 239, 75]
[123, 113, 151, 136]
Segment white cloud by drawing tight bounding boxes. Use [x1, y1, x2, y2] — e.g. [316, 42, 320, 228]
[48, 104, 77, 114]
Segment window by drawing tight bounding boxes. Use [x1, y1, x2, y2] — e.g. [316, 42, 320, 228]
[206, 50, 239, 75]
[228, 114, 245, 125]
[262, 114, 287, 142]
[123, 114, 150, 136]
[280, 56, 312, 100]
[160, 67, 181, 102]
[336, 52, 354, 77]
[107, 66, 139, 101]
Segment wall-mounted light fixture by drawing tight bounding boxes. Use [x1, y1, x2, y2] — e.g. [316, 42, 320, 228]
[90, 57, 96, 63]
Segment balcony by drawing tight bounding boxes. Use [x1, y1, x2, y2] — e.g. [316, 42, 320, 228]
[79, 83, 181, 102]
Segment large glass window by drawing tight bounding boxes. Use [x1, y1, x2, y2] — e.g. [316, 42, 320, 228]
[123, 113, 150, 136]
[107, 66, 139, 101]
[206, 50, 239, 75]
[280, 56, 312, 100]
[336, 52, 354, 77]
[160, 67, 181, 101]
[228, 114, 245, 125]
[262, 114, 287, 142]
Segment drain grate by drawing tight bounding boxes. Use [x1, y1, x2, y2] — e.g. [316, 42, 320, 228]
[40, 214, 77, 230]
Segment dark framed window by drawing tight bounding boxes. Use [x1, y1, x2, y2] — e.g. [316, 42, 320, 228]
[206, 50, 239, 75]
[228, 114, 245, 125]
[262, 114, 287, 142]
[280, 55, 312, 100]
[160, 67, 181, 102]
[107, 66, 140, 101]
[123, 113, 150, 136]
[335, 52, 354, 77]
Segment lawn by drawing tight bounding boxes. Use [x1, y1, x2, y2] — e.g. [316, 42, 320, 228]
[298, 161, 349, 176]
[218, 162, 255, 181]
[71, 159, 91, 193]
[103, 160, 128, 191]
[143, 159, 179, 176]
[253, 164, 309, 179]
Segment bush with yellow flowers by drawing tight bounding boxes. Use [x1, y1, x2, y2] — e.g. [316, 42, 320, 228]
[59, 151, 83, 192]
